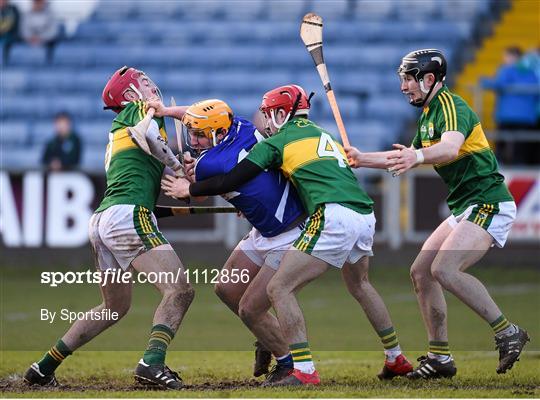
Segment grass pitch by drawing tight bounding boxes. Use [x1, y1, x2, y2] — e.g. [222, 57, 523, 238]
[1, 265, 539, 397]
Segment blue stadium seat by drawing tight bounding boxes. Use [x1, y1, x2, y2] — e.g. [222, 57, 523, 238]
[395, 0, 437, 20]
[30, 120, 55, 145]
[311, 0, 351, 20]
[92, 1, 136, 21]
[0, 0, 488, 170]
[1, 146, 43, 170]
[440, 0, 489, 20]
[222, 0, 264, 20]
[267, 0, 307, 20]
[78, 121, 112, 146]
[8, 44, 48, 66]
[354, 0, 394, 20]
[1, 69, 28, 93]
[365, 95, 415, 120]
[177, 0, 224, 19]
[81, 147, 105, 172]
[0, 122, 29, 146]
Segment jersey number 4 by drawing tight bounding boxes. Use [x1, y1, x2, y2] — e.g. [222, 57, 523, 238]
[317, 132, 346, 168]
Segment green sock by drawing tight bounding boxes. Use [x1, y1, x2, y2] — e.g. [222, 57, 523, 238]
[490, 315, 511, 334]
[428, 341, 451, 357]
[142, 324, 175, 366]
[37, 339, 72, 375]
[378, 326, 400, 350]
[290, 342, 315, 373]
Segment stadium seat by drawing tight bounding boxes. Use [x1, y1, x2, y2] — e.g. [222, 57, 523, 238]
[354, 0, 394, 20]
[222, 0, 264, 20]
[0, 122, 30, 146]
[365, 95, 415, 120]
[81, 147, 105, 172]
[30, 121, 56, 145]
[267, 0, 307, 20]
[1, 146, 43, 170]
[78, 121, 113, 146]
[8, 44, 48, 66]
[0, 0, 486, 171]
[310, 0, 351, 20]
[92, 1, 136, 20]
[395, 0, 437, 20]
[1, 69, 28, 92]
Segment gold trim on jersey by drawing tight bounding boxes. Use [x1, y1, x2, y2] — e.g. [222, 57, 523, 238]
[110, 128, 137, 156]
[421, 139, 441, 147]
[438, 92, 457, 132]
[108, 126, 168, 157]
[282, 137, 320, 177]
[435, 123, 491, 167]
[459, 123, 490, 155]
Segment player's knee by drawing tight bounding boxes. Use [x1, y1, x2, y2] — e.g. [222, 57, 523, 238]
[431, 265, 452, 287]
[410, 265, 431, 292]
[238, 299, 258, 324]
[214, 282, 239, 310]
[266, 278, 287, 304]
[165, 283, 195, 308]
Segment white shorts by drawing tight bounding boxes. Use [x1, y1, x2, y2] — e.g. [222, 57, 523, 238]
[446, 201, 516, 248]
[293, 203, 376, 268]
[88, 204, 168, 271]
[238, 224, 304, 270]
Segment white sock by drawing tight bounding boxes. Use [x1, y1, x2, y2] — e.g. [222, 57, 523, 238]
[496, 323, 518, 337]
[295, 361, 316, 374]
[275, 353, 290, 361]
[384, 345, 402, 363]
[428, 352, 452, 362]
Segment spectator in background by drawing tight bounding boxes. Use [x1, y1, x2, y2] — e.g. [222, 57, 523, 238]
[0, 0, 19, 64]
[519, 47, 540, 126]
[20, 0, 59, 62]
[42, 112, 82, 171]
[482, 46, 539, 165]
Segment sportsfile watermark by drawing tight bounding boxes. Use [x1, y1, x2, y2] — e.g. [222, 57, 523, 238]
[1, 249, 538, 351]
[40, 268, 251, 287]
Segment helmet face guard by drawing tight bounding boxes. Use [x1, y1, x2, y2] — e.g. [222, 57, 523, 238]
[398, 49, 447, 107]
[181, 99, 233, 155]
[102, 66, 162, 112]
[259, 85, 313, 131]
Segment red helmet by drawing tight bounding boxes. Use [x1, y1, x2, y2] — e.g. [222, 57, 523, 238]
[260, 84, 312, 118]
[102, 66, 162, 112]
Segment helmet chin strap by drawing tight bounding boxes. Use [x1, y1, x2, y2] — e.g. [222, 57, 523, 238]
[270, 109, 291, 130]
[412, 77, 437, 108]
[211, 130, 219, 147]
[129, 83, 144, 100]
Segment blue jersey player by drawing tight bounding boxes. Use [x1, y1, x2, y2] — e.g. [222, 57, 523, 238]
[151, 99, 305, 385]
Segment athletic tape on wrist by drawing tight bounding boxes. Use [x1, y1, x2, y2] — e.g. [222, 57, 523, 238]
[415, 149, 425, 165]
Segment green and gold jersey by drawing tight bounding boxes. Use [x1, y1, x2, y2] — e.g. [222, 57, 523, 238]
[412, 86, 513, 215]
[247, 117, 373, 215]
[96, 101, 167, 213]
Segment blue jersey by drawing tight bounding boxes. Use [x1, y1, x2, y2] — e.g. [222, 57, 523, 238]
[195, 117, 305, 237]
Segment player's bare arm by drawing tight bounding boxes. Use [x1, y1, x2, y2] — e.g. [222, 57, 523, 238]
[387, 131, 464, 176]
[344, 146, 399, 169]
[146, 100, 188, 119]
[144, 120, 184, 177]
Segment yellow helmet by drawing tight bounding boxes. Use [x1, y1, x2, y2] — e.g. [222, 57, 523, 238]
[181, 99, 233, 150]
